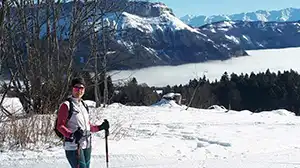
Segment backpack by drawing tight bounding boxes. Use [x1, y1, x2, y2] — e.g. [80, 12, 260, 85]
[54, 98, 89, 140]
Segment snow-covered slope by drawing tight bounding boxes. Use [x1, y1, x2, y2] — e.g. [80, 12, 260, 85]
[181, 7, 300, 27]
[39, 2, 197, 38]
[119, 11, 200, 34]
[1, 100, 300, 168]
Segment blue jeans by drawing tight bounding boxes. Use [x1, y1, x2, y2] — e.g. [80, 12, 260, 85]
[65, 148, 91, 168]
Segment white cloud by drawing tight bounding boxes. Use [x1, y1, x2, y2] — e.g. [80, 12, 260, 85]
[109, 47, 300, 87]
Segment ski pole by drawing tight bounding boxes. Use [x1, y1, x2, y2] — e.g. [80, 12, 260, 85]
[105, 129, 109, 168]
[75, 127, 81, 168]
[76, 142, 80, 168]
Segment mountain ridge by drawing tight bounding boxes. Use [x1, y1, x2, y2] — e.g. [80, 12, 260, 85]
[181, 7, 300, 27]
[51, 1, 247, 70]
[7, 1, 300, 71]
[197, 20, 300, 50]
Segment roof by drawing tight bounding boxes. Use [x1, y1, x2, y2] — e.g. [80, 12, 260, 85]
[162, 92, 181, 98]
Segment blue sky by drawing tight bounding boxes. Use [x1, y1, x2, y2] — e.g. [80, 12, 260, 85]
[151, 0, 300, 17]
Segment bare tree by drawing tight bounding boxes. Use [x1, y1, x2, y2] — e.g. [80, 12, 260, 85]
[0, 0, 6, 70]
[84, 0, 129, 107]
[88, 0, 101, 107]
[0, 0, 102, 115]
[185, 71, 208, 110]
[0, 0, 132, 115]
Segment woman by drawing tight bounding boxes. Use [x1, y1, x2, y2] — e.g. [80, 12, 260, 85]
[56, 77, 109, 168]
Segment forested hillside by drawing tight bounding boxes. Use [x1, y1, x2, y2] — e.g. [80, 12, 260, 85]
[109, 69, 300, 115]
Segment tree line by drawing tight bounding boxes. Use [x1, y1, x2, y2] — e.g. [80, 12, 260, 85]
[107, 69, 300, 115]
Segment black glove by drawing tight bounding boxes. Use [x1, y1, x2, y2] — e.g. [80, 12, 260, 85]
[98, 119, 110, 131]
[70, 128, 83, 143]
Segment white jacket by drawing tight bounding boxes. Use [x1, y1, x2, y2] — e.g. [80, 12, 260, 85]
[61, 97, 92, 150]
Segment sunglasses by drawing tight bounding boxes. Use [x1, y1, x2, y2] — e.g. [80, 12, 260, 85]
[73, 86, 85, 91]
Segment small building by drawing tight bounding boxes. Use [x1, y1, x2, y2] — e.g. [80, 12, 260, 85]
[162, 92, 182, 105]
[154, 89, 163, 95]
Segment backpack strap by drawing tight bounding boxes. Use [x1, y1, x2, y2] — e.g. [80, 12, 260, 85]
[65, 98, 88, 121]
[81, 100, 89, 113]
[66, 98, 74, 121]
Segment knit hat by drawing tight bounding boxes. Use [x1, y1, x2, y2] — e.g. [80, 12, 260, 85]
[71, 77, 86, 87]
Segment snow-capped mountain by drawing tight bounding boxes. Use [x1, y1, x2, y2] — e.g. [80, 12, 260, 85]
[106, 10, 246, 70]
[181, 8, 300, 27]
[31, 1, 300, 71]
[37, 1, 246, 70]
[197, 20, 300, 50]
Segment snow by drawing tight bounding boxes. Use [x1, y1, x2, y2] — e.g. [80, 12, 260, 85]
[162, 92, 181, 98]
[215, 21, 235, 32]
[117, 40, 135, 53]
[151, 99, 181, 108]
[276, 28, 282, 33]
[218, 28, 229, 31]
[293, 23, 300, 27]
[1, 99, 300, 168]
[242, 34, 252, 43]
[164, 13, 203, 34]
[207, 105, 227, 111]
[122, 12, 156, 33]
[152, 3, 168, 8]
[256, 13, 268, 22]
[218, 21, 235, 28]
[207, 38, 214, 42]
[210, 28, 216, 33]
[256, 42, 265, 47]
[181, 8, 300, 27]
[2, 97, 23, 115]
[110, 47, 300, 87]
[120, 12, 202, 35]
[225, 35, 240, 44]
[2, 47, 300, 167]
[39, 7, 202, 40]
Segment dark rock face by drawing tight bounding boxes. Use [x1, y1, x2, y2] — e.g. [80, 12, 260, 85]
[98, 27, 247, 70]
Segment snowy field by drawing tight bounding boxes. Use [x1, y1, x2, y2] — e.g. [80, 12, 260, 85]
[1, 99, 300, 168]
[110, 47, 300, 87]
[2, 47, 300, 168]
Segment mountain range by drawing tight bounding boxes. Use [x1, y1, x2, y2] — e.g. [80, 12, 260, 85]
[27, 1, 300, 70]
[181, 8, 300, 27]
[64, 1, 247, 70]
[198, 20, 300, 50]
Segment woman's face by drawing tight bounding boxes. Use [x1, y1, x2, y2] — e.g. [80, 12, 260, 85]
[72, 84, 85, 98]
